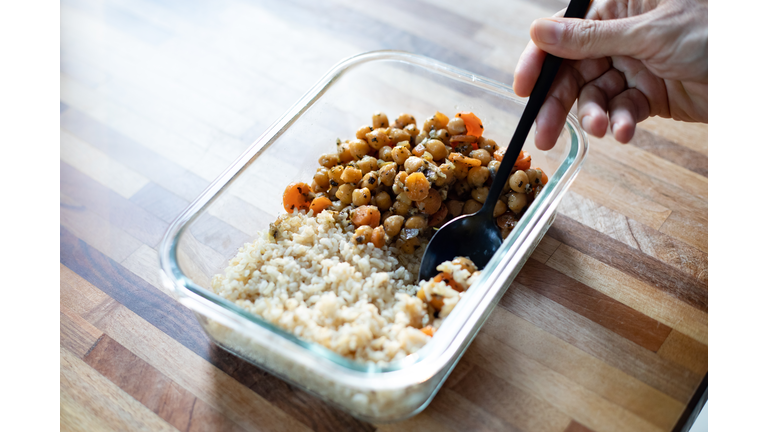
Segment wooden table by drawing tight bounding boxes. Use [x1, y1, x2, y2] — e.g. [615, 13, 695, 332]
[60, 0, 708, 431]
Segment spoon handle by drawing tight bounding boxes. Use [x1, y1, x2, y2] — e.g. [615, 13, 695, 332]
[481, 0, 591, 216]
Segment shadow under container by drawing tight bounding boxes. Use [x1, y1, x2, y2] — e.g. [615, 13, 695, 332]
[159, 50, 587, 423]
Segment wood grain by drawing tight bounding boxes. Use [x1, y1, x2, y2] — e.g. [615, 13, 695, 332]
[59, 0, 707, 429]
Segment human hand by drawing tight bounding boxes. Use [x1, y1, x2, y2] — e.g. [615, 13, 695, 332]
[514, 0, 708, 150]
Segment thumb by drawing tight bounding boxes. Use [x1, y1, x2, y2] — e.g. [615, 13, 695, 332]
[530, 17, 645, 60]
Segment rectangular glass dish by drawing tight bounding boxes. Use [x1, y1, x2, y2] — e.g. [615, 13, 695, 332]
[159, 50, 587, 423]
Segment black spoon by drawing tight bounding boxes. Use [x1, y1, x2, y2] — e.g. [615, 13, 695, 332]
[418, 0, 591, 281]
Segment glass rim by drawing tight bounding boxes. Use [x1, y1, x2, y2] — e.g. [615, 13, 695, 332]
[158, 49, 588, 377]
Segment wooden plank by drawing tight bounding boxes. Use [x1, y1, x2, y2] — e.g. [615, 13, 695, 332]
[569, 172, 672, 231]
[60, 129, 149, 199]
[530, 234, 562, 264]
[628, 128, 708, 177]
[546, 244, 708, 345]
[548, 215, 707, 313]
[657, 331, 708, 376]
[463, 333, 663, 432]
[61, 161, 168, 247]
[499, 284, 700, 403]
[61, 264, 112, 316]
[659, 210, 708, 253]
[85, 335, 248, 432]
[448, 363, 571, 432]
[516, 259, 672, 352]
[422, 388, 524, 432]
[558, 192, 708, 284]
[481, 308, 684, 430]
[128, 183, 190, 224]
[60, 226, 376, 432]
[61, 348, 176, 431]
[61, 304, 104, 358]
[564, 420, 596, 432]
[120, 244, 171, 296]
[638, 117, 708, 156]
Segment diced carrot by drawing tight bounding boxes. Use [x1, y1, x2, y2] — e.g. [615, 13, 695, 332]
[434, 111, 449, 128]
[537, 167, 548, 185]
[421, 325, 436, 337]
[283, 182, 312, 213]
[309, 196, 332, 215]
[456, 112, 483, 137]
[514, 151, 531, 171]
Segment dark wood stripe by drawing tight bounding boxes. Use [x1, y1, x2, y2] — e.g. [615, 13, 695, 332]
[60, 225, 374, 432]
[428, 390, 523, 432]
[84, 335, 248, 432]
[548, 214, 708, 312]
[630, 128, 708, 177]
[564, 420, 596, 432]
[60, 107, 210, 202]
[60, 101, 69, 113]
[498, 283, 700, 402]
[61, 161, 168, 248]
[129, 182, 191, 224]
[516, 259, 672, 352]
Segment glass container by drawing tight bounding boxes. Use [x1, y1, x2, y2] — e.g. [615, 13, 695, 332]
[159, 50, 587, 423]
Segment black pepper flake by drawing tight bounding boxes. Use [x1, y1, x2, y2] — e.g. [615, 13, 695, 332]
[330, 180, 338, 186]
[480, 125, 484, 129]
[518, 181, 523, 187]
[356, 236, 364, 243]
[368, 178, 375, 184]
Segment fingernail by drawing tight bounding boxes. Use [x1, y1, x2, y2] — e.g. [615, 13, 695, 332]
[535, 19, 563, 45]
[581, 115, 593, 133]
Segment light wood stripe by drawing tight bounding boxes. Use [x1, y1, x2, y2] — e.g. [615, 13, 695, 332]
[657, 331, 708, 376]
[61, 348, 177, 432]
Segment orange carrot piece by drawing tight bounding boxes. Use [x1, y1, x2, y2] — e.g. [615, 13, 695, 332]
[421, 325, 436, 337]
[456, 112, 483, 137]
[514, 151, 531, 171]
[309, 196, 332, 215]
[283, 182, 312, 213]
[537, 167, 548, 185]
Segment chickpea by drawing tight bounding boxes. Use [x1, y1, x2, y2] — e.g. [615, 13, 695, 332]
[338, 142, 354, 163]
[404, 156, 425, 174]
[509, 170, 529, 193]
[425, 139, 448, 160]
[400, 237, 421, 254]
[378, 146, 393, 162]
[371, 225, 386, 248]
[414, 131, 428, 146]
[372, 112, 389, 128]
[392, 146, 411, 165]
[329, 166, 344, 185]
[469, 149, 492, 166]
[485, 200, 504, 218]
[477, 137, 498, 154]
[396, 192, 412, 206]
[447, 200, 464, 217]
[311, 179, 324, 193]
[341, 166, 362, 184]
[357, 156, 378, 174]
[374, 190, 392, 210]
[393, 113, 416, 129]
[453, 178, 472, 197]
[463, 199, 483, 214]
[389, 128, 411, 144]
[467, 166, 490, 188]
[336, 184, 355, 205]
[319, 153, 340, 168]
[405, 214, 428, 231]
[360, 171, 378, 189]
[352, 187, 372, 206]
[314, 168, 330, 189]
[525, 168, 543, 187]
[423, 115, 442, 133]
[378, 163, 397, 186]
[453, 161, 470, 180]
[416, 188, 442, 215]
[393, 171, 407, 194]
[404, 123, 419, 137]
[487, 160, 501, 178]
[328, 185, 339, 200]
[353, 225, 374, 245]
[392, 200, 410, 216]
[447, 117, 467, 135]
[507, 192, 527, 213]
[383, 215, 405, 237]
[405, 172, 430, 201]
[435, 129, 450, 144]
[471, 187, 489, 203]
[435, 163, 455, 187]
[366, 128, 390, 150]
[356, 125, 374, 140]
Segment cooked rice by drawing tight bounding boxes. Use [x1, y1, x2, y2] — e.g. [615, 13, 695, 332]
[212, 210, 437, 365]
